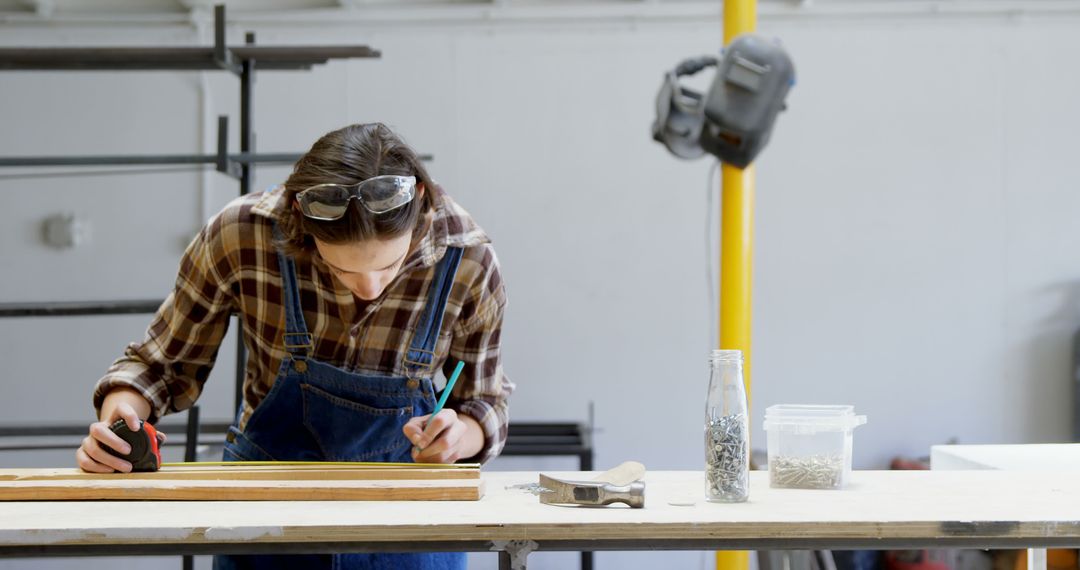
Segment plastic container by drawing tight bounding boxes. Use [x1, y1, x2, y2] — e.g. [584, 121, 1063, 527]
[763, 404, 867, 490]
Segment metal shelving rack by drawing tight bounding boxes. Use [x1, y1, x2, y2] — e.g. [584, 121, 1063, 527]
[0, 8, 378, 569]
[0, 4, 379, 413]
[0, 7, 596, 568]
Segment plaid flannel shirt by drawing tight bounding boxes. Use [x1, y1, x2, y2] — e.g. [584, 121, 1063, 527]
[93, 185, 512, 464]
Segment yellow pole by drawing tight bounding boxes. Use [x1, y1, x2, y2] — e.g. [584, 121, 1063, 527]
[716, 0, 755, 570]
[719, 165, 754, 394]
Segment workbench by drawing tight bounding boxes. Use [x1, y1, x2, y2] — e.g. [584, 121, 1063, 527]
[931, 443, 1080, 570]
[1, 470, 1077, 570]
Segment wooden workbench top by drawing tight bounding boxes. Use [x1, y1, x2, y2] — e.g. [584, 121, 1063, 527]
[0, 470, 1077, 551]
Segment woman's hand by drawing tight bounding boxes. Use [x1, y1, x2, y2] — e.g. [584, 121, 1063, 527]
[403, 409, 483, 464]
[75, 388, 164, 473]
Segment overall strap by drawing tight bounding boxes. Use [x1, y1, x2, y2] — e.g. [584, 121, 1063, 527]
[273, 227, 313, 362]
[403, 247, 464, 377]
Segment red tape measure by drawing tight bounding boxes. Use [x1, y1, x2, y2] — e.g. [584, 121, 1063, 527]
[104, 419, 161, 472]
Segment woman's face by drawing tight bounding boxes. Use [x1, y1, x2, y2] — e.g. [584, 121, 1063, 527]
[313, 233, 412, 301]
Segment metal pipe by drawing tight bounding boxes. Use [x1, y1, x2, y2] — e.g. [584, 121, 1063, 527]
[0, 300, 163, 317]
[235, 30, 256, 424]
[184, 406, 201, 463]
[0, 153, 302, 168]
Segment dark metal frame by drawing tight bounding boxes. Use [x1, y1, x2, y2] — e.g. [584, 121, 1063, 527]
[0, 7, 378, 570]
[500, 421, 596, 569]
[0, 3, 380, 415]
[0, 420, 593, 469]
[0, 300, 164, 317]
[0, 536, 1076, 569]
[505, 422, 593, 471]
[0, 6, 598, 568]
[1074, 329, 1079, 442]
[6, 539, 1078, 557]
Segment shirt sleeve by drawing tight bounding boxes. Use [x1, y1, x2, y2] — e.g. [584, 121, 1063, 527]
[92, 214, 237, 424]
[446, 244, 513, 465]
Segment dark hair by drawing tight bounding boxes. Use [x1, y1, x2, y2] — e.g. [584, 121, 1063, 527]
[276, 123, 435, 257]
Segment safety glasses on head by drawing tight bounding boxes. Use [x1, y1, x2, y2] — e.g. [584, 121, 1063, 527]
[296, 175, 417, 220]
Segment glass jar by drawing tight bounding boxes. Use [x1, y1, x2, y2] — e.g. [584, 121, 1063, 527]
[704, 349, 749, 502]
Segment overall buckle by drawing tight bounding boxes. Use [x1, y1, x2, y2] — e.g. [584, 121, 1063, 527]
[403, 348, 436, 370]
[283, 332, 314, 350]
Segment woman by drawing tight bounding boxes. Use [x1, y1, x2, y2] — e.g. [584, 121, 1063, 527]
[76, 123, 513, 569]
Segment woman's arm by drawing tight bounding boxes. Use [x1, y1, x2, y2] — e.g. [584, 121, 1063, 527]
[80, 207, 239, 471]
[402, 244, 514, 464]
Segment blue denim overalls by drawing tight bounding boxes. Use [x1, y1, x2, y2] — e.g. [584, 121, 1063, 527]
[213, 243, 466, 570]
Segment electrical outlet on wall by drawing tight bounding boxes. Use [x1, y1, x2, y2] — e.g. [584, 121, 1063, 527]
[41, 213, 89, 249]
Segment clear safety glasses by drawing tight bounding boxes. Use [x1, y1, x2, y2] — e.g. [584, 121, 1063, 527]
[296, 175, 417, 220]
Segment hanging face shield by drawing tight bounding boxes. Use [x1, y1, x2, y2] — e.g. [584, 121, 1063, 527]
[651, 34, 795, 168]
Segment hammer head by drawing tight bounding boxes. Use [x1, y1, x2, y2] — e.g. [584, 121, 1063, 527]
[537, 474, 645, 508]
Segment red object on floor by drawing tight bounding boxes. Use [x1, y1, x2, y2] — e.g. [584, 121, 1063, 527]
[885, 456, 936, 570]
[889, 457, 929, 470]
[884, 550, 950, 570]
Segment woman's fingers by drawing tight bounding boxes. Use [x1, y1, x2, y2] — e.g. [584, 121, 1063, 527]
[412, 416, 464, 464]
[78, 434, 132, 473]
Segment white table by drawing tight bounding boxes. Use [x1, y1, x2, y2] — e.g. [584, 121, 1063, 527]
[931, 443, 1080, 570]
[1, 470, 1078, 569]
[931, 443, 1080, 471]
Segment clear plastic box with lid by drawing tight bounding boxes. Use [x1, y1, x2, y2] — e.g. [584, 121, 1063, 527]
[763, 404, 867, 490]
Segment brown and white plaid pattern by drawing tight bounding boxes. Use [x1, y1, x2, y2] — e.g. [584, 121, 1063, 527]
[93, 185, 512, 464]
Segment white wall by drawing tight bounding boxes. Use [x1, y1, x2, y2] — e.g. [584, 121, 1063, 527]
[1, 3, 1079, 569]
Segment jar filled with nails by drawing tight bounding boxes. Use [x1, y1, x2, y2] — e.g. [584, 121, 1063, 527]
[704, 349, 749, 503]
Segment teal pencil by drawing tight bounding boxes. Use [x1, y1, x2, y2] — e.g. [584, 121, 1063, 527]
[425, 360, 465, 429]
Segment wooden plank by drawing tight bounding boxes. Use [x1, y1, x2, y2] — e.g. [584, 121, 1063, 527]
[161, 461, 480, 469]
[0, 465, 479, 482]
[0, 478, 484, 501]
